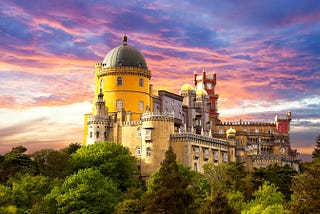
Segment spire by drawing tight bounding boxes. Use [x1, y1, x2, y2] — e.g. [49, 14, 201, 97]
[123, 34, 128, 46]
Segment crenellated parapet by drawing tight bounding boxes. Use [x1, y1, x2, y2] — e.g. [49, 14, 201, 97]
[170, 133, 229, 149]
[122, 120, 142, 126]
[141, 112, 174, 122]
[96, 66, 151, 79]
[220, 121, 275, 126]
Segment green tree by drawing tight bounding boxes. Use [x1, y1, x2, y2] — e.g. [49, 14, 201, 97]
[32, 148, 71, 178]
[71, 141, 138, 190]
[290, 161, 320, 213]
[312, 134, 320, 161]
[242, 182, 288, 214]
[143, 147, 193, 213]
[114, 187, 145, 214]
[199, 189, 237, 214]
[0, 146, 36, 183]
[46, 168, 121, 214]
[252, 164, 297, 201]
[0, 174, 58, 213]
[60, 142, 81, 156]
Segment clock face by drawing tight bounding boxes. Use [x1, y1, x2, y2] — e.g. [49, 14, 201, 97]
[280, 147, 285, 154]
[207, 83, 212, 89]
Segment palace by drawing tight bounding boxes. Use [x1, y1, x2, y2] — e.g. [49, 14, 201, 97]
[83, 35, 300, 178]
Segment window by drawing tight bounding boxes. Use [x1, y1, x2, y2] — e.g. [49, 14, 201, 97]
[104, 132, 107, 138]
[139, 78, 144, 87]
[117, 76, 123, 86]
[116, 99, 122, 111]
[194, 162, 198, 172]
[137, 127, 142, 137]
[146, 147, 151, 156]
[136, 146, 141, 155]
[145, 129, 151, 141]
[139, 100, 144, 111]
[223, 153, 228, 162]
[89, 132, 92, 138]
[96, 131, 99, 138]
[204, 149, 209, 160]
[214, 150, 219, 161]
[194, 147, 200, 158]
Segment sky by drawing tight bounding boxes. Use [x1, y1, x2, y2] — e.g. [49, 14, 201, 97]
[0, 0, 319, 156]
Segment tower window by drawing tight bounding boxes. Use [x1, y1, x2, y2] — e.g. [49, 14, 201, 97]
[117, 76, 123, 86]
[139, 100, 144, 111]
[139, 78, 144, 87]
[136, 146, 141, 155]
[96, 131, 99, 138]
[137, 127, 142, 137]
[89, 132, 92, 138]
[194, 162, 198, 172]
[116, 99, 123, 111]
[146, 147, 151, 156]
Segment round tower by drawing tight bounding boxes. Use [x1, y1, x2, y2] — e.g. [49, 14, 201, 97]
[93, 35, 152, 120]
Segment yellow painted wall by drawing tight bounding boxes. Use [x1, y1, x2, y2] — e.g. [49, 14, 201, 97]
[93, 67, 152, 121]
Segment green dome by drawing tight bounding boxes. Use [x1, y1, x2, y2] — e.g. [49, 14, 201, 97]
[102, 36, 148, 69]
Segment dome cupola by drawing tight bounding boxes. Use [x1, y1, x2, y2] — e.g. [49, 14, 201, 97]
[102, 35, 148, 69]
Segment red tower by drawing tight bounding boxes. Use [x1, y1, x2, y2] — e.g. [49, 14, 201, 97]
[194, 70, 220, 125]
[275, 112, 292, 134]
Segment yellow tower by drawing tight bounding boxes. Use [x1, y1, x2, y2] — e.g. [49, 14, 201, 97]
[83, 35, 152, 145]
[93, 35, 152, 119]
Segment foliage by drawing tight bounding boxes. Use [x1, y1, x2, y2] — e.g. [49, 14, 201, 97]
[252, 164, 297, 201]
[0, 174, 59, 213]
[60, 142, 81, 156]
[32, 148, 71, 178]
[71, 141, 138, 190]
[312, 134, 320, 161]
[0, 146, 36, 183]
[143, 147, 194, 213]
[114, 187, 145, 213]
[242, 182, 288, 214]
[46, 168, 121, 214]
[199, 189, 237, 214]
[290, 161, 320, 213]
[203, 162, 254, 201]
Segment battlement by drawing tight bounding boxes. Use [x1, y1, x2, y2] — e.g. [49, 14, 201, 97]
[141, 112, 174, 122]
[122, 120, 142, 126]
[170, 133, 229, 149]
[219, 121, 275, 126]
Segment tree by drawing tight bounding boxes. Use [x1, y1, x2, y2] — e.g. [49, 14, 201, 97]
[0, 146, 36, 183]
[290, 161, 320, 213]
[252, 164, 297, 201]
[32, 148, 71, 178]
[0, 174, 58, 213]
[199, 189, 237, 214]
[242, 182, 287, 214]
[143, 147, 194, 213]
[60, 142, 81, 156]
[71, 141, 138, 190]
[46, 168, 121, 214]
[312, 134, 320, 161]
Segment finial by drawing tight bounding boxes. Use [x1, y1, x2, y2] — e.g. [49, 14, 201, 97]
[123, 34, 128, 46]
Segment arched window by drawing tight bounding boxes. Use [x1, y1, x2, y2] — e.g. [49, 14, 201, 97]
[146, 147, 151, 156]
[136, 146, 141, 155]
[194, 162, 198, 172]
[137, 127, 142, 137]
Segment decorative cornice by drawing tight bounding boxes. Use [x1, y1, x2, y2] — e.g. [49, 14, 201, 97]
[96, 66, 151, 79]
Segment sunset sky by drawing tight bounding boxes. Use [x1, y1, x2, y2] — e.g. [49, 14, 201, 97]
[0, 0, 319, 155]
